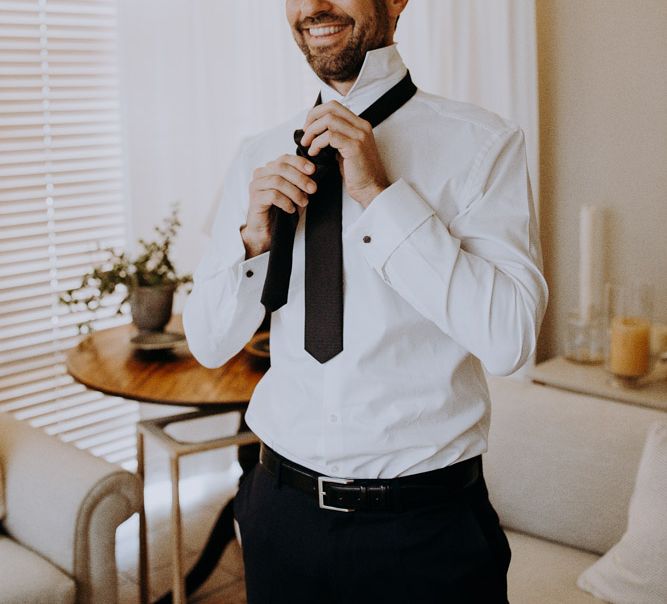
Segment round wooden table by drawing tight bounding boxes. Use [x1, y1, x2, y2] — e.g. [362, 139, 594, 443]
[65, 315, 267, 604]
[66, 314, 266, 407]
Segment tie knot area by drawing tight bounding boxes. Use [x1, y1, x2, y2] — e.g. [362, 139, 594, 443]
[293, 129, 339, 182]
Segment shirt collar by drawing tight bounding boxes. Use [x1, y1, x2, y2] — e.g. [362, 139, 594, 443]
[318, 44, 408, 115]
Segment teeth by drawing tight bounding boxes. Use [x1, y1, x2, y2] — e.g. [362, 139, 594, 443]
[309, 25, 345, 37]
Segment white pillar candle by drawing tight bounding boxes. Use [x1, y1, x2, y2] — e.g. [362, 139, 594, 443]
[579, 205, 602, 322]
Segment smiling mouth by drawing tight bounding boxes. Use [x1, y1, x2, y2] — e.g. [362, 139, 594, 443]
[304, 24, 350, 39]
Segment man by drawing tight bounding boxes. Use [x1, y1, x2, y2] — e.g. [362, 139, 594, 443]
[183, 0, 548, 602]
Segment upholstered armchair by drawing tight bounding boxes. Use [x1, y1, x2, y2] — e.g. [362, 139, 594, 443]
[0, 412, 142, 604]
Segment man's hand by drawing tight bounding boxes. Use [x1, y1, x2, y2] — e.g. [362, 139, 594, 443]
[300, 100, 390, 208]
[241, 154, 317, 258]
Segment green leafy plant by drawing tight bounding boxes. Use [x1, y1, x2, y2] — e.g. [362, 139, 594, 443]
[60, 204, 193, 334]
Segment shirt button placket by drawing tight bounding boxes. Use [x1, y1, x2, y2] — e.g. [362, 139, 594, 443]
[321, 362, 341, 474]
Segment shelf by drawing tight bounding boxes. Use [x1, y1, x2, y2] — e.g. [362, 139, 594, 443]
[529, 356, 667, 412]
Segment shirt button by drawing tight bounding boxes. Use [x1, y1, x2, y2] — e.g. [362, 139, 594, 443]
[329, 414, 338, 423]
[245, 270, 254, 278]
[362, 235, 371, 243]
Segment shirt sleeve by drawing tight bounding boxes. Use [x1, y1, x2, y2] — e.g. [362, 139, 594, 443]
[344, 127, 548, 376]
[183, 141, 268, 368]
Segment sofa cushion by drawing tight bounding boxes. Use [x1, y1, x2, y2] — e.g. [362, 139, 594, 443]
[484, 376, 667, 554]
[0, 535, 75, 604]
[506, 529, 607, 603]
[577, 420, 667, 604]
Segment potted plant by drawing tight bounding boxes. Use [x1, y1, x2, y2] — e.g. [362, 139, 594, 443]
[60, 204, 193, 334]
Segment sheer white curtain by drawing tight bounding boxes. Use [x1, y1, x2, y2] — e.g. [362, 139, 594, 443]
[116, 0, 318, 273]
[116, 0, 538, 313]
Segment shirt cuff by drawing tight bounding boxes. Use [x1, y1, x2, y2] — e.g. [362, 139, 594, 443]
[193, 225, 246, 282]
[343, 178, 435, 273]
[235, 251, 270, 296]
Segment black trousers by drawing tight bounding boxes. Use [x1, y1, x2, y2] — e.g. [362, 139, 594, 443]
[233, 453, 511, 604]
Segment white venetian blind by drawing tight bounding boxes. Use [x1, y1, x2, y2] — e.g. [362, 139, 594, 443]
[0, 0, 138, 470]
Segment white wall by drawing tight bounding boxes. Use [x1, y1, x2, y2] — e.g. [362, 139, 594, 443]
[536, 0, 667, 360]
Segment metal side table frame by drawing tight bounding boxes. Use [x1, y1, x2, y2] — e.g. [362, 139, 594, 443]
[136, 405, 259, 604]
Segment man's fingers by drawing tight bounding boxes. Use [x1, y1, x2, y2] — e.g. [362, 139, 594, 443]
[255, 156, 317, 196]
[255, 154, 316, 180]
[304, 100, 369, 132]
[273, 154, 317, 177]
[308, 129, 356, 158]
[256, 189, 297, 214]
[307, 130, 333, 157]
[301, 112, 361, 148]
[255, 174, 309, 207]
[269, 162, 317, 196]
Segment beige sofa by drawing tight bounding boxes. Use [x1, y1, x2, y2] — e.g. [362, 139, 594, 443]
[0, 412, 143, 604]
[484, 375, 665, 603]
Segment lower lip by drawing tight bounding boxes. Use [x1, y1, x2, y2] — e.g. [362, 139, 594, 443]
[305, 26, 350, 45]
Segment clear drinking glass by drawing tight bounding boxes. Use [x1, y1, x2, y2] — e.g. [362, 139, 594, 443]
[564, 310, 605, 364]
[603, 282, 655, 388]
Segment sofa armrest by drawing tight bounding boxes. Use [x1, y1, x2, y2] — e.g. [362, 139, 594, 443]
[0, 413, 142, 604]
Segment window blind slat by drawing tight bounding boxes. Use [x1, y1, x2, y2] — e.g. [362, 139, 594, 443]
[0, 236, 125, 267]
[25, 396, 128, 427]
[0, 158, 123, 180]
[18, 389, 121, 422]
[1, 214, 125, 242]
[0, 226, 126, 256]
[0, 362, 65, 391]
[89, 435, 136, 457]
[101, 446, 136, 465]
[58, 412, 140, 443]
[77, 425, 137, 451]
[0, 348, 63, 378]
[0, 301, 123, 344]
[2, 372, 76, 406]
[0, 228, 125, 256]
[1, 99, 121, 116]
[0, 179, 121, 203]
[0, 194, 123, 217]
[0, 381, 87, 413]
[0, 241, 121, 275]
[8, 134, 124, 150]
[0, 293, 53, 317]
[35, 400, 137, 433]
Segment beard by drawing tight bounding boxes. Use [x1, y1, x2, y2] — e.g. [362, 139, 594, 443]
[294, 1, 392, 83]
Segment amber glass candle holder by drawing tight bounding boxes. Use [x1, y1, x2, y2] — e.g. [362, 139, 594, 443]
[604, 282, 655, 388]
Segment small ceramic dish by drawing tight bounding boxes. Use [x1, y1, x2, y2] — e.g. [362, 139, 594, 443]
[130, 331, 187, 351]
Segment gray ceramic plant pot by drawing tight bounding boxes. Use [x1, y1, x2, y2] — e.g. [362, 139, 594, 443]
[129, 284, 176, 332]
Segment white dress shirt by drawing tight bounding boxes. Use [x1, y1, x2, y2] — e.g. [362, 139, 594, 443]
[183, 44, 548, 479]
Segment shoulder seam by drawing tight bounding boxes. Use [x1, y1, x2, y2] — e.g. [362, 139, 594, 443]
[460, 126, 520, 206]
[411, 90, 514, 135]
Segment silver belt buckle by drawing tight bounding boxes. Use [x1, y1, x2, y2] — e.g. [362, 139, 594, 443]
[317, 476, 354, 512]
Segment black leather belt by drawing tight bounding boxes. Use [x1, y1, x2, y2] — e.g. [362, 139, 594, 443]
[259, 443, 482, 513]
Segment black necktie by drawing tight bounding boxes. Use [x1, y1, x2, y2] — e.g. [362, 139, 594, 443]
[260, 71, 417, 363]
